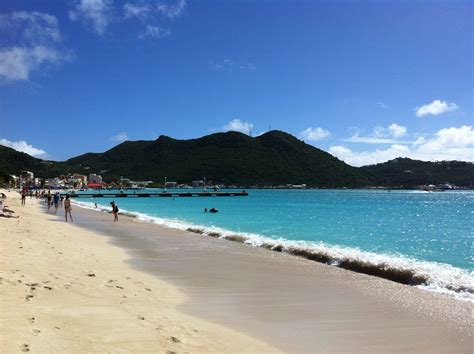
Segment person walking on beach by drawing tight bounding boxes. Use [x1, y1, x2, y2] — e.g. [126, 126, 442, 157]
[111, 201, 119, 222]
[46, 191, 52, 211]
[53, 193, 60, 213]
[21, 189, 27, 206]
[64, 195, 73, 222]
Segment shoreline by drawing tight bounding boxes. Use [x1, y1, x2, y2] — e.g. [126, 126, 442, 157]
[69, 197, 472, 352]
[73, 198, 474, 302]
[0, 191, 279, 353]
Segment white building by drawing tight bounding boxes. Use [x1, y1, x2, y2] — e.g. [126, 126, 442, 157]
[89, 173, 103, 184]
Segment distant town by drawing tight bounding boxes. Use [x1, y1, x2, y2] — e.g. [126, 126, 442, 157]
[8, 169, 464, 192]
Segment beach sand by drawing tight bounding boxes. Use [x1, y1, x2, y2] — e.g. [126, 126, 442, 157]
[1, 190, 472, 353]
[0, 191, 279, 353]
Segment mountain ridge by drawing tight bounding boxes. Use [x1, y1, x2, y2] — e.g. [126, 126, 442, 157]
[0, 131, 472, 187]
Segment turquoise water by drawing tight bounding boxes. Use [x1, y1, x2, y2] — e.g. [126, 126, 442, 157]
[74, 189, 473, 299]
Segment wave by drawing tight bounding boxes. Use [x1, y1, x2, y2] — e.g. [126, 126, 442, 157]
[72, 200, 474, 302]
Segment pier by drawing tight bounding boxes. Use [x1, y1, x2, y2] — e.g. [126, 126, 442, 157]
[63, 191, 248, 198]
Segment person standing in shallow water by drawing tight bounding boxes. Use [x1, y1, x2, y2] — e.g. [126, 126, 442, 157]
[64, 195, 73, 222]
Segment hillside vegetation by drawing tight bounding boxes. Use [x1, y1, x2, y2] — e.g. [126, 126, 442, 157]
[1, 131, 472, 188]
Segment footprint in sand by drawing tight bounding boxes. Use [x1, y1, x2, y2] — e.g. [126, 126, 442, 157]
[27, 317, 35, 323]
[44, 286, 53, 290]
[145, 288, 152, 292]
[20, 344, 30, 352]
[168, 336, 181, 343]
[25, 295, 34, 301]
[32, 329, 41, 336]
[138, 316, 145, 320]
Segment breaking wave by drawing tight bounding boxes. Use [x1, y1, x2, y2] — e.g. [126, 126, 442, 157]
[72, 200, 474, 302]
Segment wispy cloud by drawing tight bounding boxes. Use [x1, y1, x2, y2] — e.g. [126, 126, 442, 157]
[330, 125, 474, 166]
[123, 2, 152, 22]
[138, 25, 170, 39]
[375, 102, 389, 109]
[223, 119, 253, 135]
[415, 100, 459, 117]
[343, 123, 410, 144]
[69, 0, 185, 38]
[110, 132, 129, 142]
[299, 127, 331, 142]
[209, 59, 256, 73]
[0, 11, 72, 82]
[69, 0, 113, 36]
[156, 0, 187, 19]
[0, 138, 47, 157]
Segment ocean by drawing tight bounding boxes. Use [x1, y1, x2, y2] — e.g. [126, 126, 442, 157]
[72, 189, 473, 301]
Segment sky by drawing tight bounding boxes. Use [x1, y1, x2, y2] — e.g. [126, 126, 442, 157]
[0, 0, 472, 166]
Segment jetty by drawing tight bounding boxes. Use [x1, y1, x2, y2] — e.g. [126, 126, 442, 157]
[62, 191, 248, 198]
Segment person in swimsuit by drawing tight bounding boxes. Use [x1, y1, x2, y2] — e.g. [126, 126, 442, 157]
[111, 201, 119, 222]
[64, 195, 73, 222]
[21, 189, 27, 206]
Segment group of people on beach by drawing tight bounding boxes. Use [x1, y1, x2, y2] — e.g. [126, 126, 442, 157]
[12, 187, 122, 223]
[42, 190, 74, 222]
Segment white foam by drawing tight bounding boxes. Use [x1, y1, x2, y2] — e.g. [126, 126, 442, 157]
[72, 200, 474, 302]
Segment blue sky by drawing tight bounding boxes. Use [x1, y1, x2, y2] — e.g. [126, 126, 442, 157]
[0, 0, 472, 166]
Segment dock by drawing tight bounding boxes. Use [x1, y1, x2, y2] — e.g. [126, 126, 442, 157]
[62, 191, 248, 198]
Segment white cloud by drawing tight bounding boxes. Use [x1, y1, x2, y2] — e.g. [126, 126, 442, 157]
[110, 132, 129, 142]
[375, 102, 389, 109]
[343, 123, 409, 144]
[415, 100, 459, 117]
[299, 127, 331, 142]
[70, 1, 184, 38]
[0, 46, 71, 81]
[0, 12, 72, 82]
[329, 125, 474, 166]
[156, 0, 186, 19]
[123, 2, 151, 22]
[0, 138, 47, 157]
[138, 25, 170, 39]
[223, 119, 253, 135]
[387, 123, 407, 138]
[69, 0, 113, 36]
[5, 11, 61, 44]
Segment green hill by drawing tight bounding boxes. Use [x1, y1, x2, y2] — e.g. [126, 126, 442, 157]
[362, 158, 474, 188]
[1, 131, 472, 188]
[64, 131, 374, 187]
[0, 145, 67, 178]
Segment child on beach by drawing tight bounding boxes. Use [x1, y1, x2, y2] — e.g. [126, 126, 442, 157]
[64, 195, 73, 222]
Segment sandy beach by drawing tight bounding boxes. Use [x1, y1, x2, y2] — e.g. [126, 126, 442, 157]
[1, 190, 472, 353]
[0, 191, 278, 353]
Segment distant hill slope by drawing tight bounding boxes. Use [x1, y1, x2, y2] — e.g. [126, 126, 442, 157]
[1, 132, 472, 187]
[362, 158, 474, 187]
[64, 131, 374, 187]
[0, 145, 66, 178]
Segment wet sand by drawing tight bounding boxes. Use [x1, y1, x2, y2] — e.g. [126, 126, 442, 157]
[70, 203, 472, 353]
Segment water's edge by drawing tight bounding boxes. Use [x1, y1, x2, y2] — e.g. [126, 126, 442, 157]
[72, 200, 474, 302]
